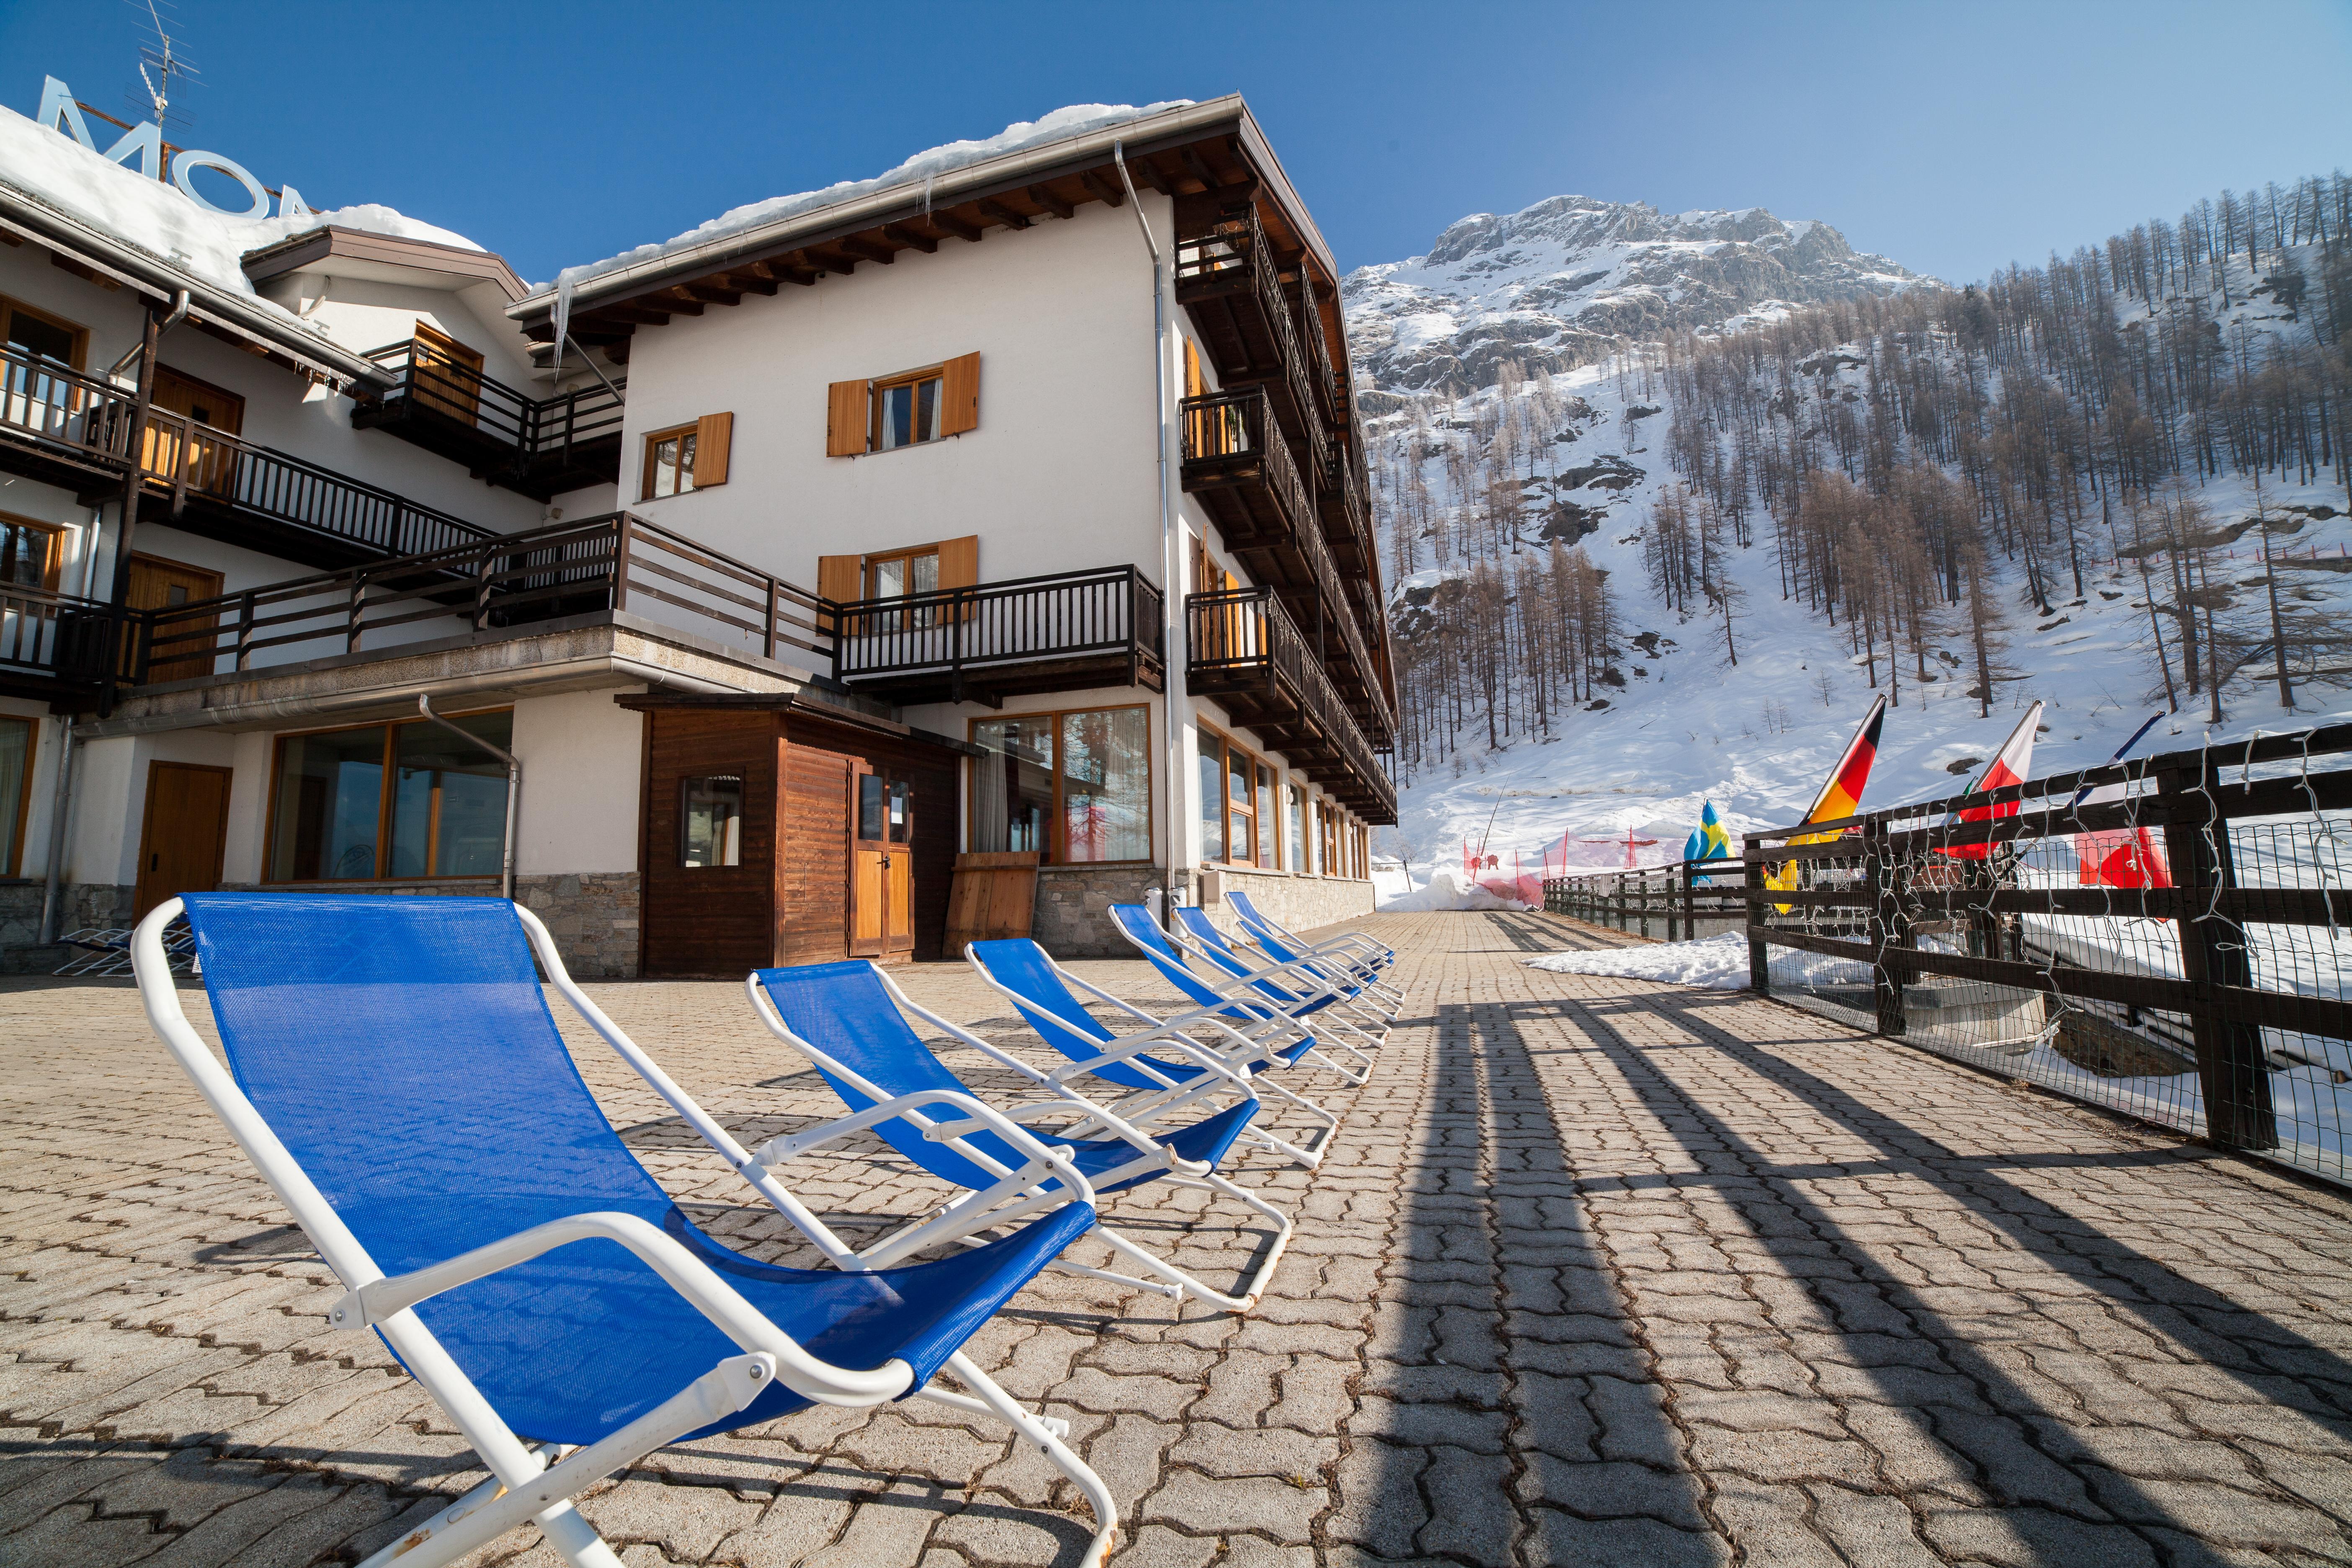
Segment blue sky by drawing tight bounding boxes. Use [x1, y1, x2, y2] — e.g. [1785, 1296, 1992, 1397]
[5, 1, 2347, 288]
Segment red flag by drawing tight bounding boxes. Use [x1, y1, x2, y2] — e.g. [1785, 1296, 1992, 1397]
[2076, 827, 2172, 889]
[1940, 701, 2042, 860]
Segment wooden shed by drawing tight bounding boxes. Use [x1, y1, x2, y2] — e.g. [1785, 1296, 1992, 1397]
[617, 690, 978, 978]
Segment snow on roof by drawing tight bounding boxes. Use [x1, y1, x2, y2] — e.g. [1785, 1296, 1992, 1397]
[544, 101, 1192, 297]
[0, 104, 485, 324]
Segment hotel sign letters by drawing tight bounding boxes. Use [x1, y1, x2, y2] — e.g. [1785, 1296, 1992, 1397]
[34, 75, 311, 221]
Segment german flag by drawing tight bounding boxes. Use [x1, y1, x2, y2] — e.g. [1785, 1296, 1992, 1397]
[1767, 695, 1885, 909]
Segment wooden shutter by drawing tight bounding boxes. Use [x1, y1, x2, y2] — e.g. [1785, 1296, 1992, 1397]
[939, 352, 980, 436]
[817, 553, 863, 634]
[1183, 338, 1204, 397]
[693, 411, 732, 487]
[937, 534, 979, 622]
[826, 380, 868, 456]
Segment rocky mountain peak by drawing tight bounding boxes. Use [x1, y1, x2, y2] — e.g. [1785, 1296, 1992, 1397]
[1344, 193, 1929, 401]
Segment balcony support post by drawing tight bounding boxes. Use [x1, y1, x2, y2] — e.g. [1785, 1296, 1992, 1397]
[100, 304, 165, 720]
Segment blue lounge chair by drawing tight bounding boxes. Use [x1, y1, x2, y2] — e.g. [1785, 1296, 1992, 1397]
[1175, 905, 1399, 1029]
[1108, 904, 1375, 1085]
[963, 937, 1338, 1169]
[1226, 887, 1399, 996]
[132, 893, 1120, 1568]
[746, 959, 1295, 1313]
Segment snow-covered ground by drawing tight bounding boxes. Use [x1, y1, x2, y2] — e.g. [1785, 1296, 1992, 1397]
[1371, 338, 2352, 883]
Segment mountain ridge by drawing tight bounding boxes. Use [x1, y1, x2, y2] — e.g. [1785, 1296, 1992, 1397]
[1344, 193, 1927, 400]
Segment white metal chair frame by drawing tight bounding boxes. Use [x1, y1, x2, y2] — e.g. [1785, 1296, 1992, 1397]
[1227, 891, 1399, 978]
[1228, 906, 1405, 1009]
[741, 963, 1295, 1314]
[961, 939, 1341, 1170]
[132, 899, 1121, 1568]
[1155, 921, 1390, 1065]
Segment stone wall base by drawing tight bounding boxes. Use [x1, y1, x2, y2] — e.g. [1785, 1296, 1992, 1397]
[1032, 865, 1163, 958]
[1, 875, 642, 980]
[1196, 867, 1375, 939]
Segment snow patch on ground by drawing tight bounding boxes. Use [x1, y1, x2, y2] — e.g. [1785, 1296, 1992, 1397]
[1527, 932, 1870, 991]
[1379, 866, 1525, 911]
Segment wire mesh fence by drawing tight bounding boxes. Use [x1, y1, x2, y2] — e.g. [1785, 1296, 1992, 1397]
[1543, 861, 1749, 941]
[1742, 722, 2352, 1188]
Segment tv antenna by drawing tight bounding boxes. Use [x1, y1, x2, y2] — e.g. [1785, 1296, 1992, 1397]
[129, 0, 198, 133]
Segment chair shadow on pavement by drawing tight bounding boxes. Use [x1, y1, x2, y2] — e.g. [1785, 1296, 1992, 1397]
[1355, 989, 2342, 1567]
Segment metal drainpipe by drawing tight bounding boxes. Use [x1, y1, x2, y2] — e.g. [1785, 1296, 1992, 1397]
[416, 694, 520, 903]
[1115, 141, 1188, 909]
[36, 716, 77, 944]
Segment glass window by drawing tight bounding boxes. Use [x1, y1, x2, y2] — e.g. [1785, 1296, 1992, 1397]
[1286, 786, 1305, 873]
[971, 716, 1055, 854]
[1256, 764, 1277, 869]
[5, 307, 78, 366]
[2, 519, 57, 590]
[0, 715, 30, 878]
[681, 775, 743, 867]
[858, 773, 887, 842]
[389, 712, 510, 878]
[876, 374, 942, 450]
[1226, 745, 1254, 866]
[869, 550, 939, 599]
[268, 712, 512, 882]
[1061, 708, 1148, 863]
[642, 426, 696, 499]
[270, 725, 390, 881]
[887, 779, 913, 844]
[1197, 746, 1224, 864]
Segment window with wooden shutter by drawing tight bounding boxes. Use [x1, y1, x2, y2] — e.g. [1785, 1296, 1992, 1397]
[937, 534, 978, 622]
[826, 380, 868, 457]
[817, 553, 863, 633]
[940, 352, 980, 436]
[694, 412, 732, 487]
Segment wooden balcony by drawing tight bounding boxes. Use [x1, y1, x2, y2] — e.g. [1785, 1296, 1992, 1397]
[1176, 201, 1329, 478]
[0, 344, 140, 493]
[135, 408, 498, 571]
[352, 337, 625, 500]
[1188, 587, 1395, 824]
[1182, 387, 1394, 746]
[1320, 444, 1375, 580]
[830, 565, 1166, 706]
[111, 512, 828, 694]
[0, 580, 110, 703]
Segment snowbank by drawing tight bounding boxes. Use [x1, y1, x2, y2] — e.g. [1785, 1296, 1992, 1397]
[1379, 865, 1525, 912]
[0, 106, 484, 315]
[547, 102, 1190, 296]
[1527, 931, 1868, 991]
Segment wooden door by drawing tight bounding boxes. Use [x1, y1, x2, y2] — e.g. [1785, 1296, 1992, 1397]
[412, 323, 484, 425]
[133, 761, 232, 920]
[146, 366, 245, 495]
[846, 766, 916, 959]
[126, 554, 224, 684]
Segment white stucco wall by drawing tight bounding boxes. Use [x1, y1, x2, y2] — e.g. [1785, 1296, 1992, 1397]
[511, 687, 643, 875]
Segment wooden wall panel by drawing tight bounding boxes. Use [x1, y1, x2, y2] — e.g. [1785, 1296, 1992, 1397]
[777, 738, 854, 965]
[643, 709, 778, 977]
[781, 715, 961, 964]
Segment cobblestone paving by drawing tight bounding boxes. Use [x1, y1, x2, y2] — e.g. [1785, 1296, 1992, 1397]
[5, 910, 2352, 1565]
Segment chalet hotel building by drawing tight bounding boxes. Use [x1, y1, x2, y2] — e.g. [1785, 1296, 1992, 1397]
[0, 90, 1395, 975]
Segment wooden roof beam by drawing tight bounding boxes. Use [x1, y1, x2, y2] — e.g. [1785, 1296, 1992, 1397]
[1025, 183, 1075, 220]
[838, 236, 897, 265]
[1078, 169, 1125, 208]
[880, 223, 939, 253]
[719, 269, 779, 297]
[805, 248, 859, 273]
[975, 199, 1032, 231]
[1178, 145, 1219, 190]
[743, 259, 815, 287]
[927, 209, 983, 243]
[679, 282, 743, 306]
[594, 304, 673, 326]
[651, 288, 706, 316]
[1131, 154, 1175, 196]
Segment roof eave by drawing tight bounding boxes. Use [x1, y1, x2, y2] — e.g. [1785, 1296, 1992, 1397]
[511, 95, 1337, 322]
[0, 182, 392, 390]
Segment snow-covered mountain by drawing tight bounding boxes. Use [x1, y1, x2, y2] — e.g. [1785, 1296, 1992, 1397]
[1344, 195, 1926, 398]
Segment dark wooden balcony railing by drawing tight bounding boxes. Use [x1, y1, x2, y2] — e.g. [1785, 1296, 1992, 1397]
[1187, 586, 1396, 823]
[0, 344, 137, 478]
[356, 338, 626, 498]
[0, 581, 111, 693]
[1295, 267, 1340, 428]
[137, 407, 497, 561]
[832, 565, 1165, 703]
[1175, 204, 1330, 478]
[119, 512, 828, 689]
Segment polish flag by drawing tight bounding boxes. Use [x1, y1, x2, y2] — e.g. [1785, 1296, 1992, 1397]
[1940, 701, 2042, 860]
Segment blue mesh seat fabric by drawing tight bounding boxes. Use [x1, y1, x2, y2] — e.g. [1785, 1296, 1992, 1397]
[181, 892, 1092, 1449]
[969, 939, 1310, 1079]
[1227, 890, 1392, 965]
[1169, 907, 1337, 1018]
[754, 962, 1258, 1194]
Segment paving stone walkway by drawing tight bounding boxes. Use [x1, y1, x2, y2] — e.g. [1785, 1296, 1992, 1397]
[5, 910, 2352, 1566]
